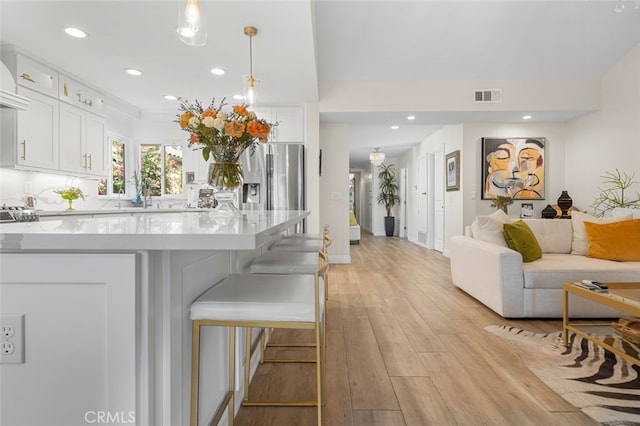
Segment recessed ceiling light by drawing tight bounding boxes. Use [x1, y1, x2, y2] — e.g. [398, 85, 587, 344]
[233, 94, 245, 101]
[210, 68, 226, 76]
[391, 125, 399, 130]
[522, 115, 532, 120]
[407, 115, 415, 120]
[125, 68, 143, 76]
[64, 27, 86, 38]
[164, 95, 177, 101]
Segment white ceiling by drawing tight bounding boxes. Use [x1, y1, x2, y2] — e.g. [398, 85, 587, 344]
[1, 0, 639, 168]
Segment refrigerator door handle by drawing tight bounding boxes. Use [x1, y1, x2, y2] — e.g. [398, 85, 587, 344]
[266, 152, 274, 210]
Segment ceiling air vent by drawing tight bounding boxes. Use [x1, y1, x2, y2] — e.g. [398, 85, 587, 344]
[474, 88, 502, 103]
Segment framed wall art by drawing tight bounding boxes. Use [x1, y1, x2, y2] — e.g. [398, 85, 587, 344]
[481, 137, 545, 200]
[445, 150, 460, 191]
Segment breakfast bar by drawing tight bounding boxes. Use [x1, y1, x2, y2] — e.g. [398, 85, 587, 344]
[0, 210, 309, 426]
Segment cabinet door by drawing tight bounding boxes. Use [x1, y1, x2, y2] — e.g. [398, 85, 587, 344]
[0, 253, 137, 426]
[59, 103, 85, 173]
[85, 113, 107, 176]
[273, 107, 303, 142]
[15, 87, 59, 170]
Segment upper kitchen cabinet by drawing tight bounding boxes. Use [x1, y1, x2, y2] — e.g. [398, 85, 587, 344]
[0, 86, 59, 171]
[253, 107, 304, 143]
[59, 103, 107, 177]
[12, 53, 59, 98]
[58, 74, 106, 117]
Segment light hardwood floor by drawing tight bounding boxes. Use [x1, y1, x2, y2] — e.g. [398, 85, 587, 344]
[234, 232, 598, 426]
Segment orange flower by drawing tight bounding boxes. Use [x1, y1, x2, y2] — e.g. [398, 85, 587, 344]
[180, 111, 194, 129]
[200, 109, 217, 120]
[189, 133, 200, 144]
[224, 121, 245, 138]
[233, 105, 249, 117]
[247, 121, 270, 142]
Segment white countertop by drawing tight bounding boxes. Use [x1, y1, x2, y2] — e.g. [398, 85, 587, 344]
[0, 210, 309, 251]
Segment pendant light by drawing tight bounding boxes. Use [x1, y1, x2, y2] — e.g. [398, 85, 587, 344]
[244, 26, 257, 105]
[370, 147, 385, 166]
[177, 0, 207, 46]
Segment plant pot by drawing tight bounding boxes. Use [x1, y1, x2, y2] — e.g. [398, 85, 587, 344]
[384, 216, 395, 237]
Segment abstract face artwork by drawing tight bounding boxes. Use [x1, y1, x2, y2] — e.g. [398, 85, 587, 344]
[481, 137, 545, 200]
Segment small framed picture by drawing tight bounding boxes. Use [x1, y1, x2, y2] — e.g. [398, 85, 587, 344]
[520, 202, 534, 218]
[445, 150, 460, 191]
[186, 171, 195, 184]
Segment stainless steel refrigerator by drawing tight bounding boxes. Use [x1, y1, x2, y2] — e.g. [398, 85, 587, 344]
[239, 143, 305, 213]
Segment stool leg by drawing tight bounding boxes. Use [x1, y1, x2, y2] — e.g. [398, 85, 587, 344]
[316, 322, 323, 425]
[190, 321, 201, 426]
[228, 326, 236, 426]
[244, 326, 252, 402]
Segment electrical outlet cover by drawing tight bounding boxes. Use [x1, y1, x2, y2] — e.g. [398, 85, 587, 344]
[0, 314, 25, 364]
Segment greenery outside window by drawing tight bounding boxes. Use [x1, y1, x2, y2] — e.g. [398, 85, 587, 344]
[98, 138, 126, 196]
[140, 144, 183, 196]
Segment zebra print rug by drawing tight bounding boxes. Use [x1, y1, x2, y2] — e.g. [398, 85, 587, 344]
[485, 325, 640, 425]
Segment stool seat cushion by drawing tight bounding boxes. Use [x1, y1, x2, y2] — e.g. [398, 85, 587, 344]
[283, 233, 324, 241]
[190, 274, 325, 323]
[270, 239, 323, 252]
[248, 252, 319, 274]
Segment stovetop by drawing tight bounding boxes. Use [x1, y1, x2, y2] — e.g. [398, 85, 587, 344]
[0, 205, 38, 223]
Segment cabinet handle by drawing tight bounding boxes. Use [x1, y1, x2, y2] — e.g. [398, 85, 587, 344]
[82, 154, 87, 169]
[20, 73, 35, 83]
[20, 140, 26, 160]
[88, 154, 92, 170]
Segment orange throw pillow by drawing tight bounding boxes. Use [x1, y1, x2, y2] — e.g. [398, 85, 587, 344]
[584, 218, 640, 261]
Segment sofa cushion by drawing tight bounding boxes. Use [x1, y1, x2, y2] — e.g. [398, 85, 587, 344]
[470, 209, 510, 247]
[523, 253, 640, 289]
[570, 211, 633, 255]
[503, 220, 542, 262]
[523, 219, 573, 254]
[585, 218, 640, 261]
[349, 211, 358, 226]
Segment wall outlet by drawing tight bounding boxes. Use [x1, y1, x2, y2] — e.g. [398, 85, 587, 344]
[1, 314, 25, 364]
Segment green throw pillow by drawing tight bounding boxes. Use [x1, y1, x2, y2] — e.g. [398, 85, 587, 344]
[503, 220, 542, 262]
[349, 211, 358, 226]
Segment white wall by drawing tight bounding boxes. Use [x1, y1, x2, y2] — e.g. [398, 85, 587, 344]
[564, 44, 640, 213]
[319, 123, 350, 263]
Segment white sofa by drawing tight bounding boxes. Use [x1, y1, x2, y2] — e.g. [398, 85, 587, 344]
[449, 209, 640, 318]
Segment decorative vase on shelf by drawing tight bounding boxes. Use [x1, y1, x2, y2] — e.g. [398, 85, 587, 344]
[541, 204, 557, 219]
[66, 199, 74, 211]
[557, 190, 573, 218]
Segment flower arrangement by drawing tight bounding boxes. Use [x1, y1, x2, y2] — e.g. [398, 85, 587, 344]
[177, 98, 273, 189]
[54, 187, 85, 210]
[491, 195, 514, 213]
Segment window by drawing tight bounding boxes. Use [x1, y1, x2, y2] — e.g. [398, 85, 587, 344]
[140, 144, 183, 196]
[98, 138, 127, 196]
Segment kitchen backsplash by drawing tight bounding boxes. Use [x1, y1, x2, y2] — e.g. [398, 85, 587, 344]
[0, 168, 189, 210]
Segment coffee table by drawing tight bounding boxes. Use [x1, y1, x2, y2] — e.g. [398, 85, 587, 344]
[562, 282, 640, 367]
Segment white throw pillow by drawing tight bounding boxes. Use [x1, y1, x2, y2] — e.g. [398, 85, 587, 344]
[470, 210, 511, 247]
[570, 211, 633, 255]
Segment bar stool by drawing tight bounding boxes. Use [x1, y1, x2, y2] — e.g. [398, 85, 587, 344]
[281, 225, 330, 241]
[248, 233, 331, 301]
[268, 225, 329, 253]
[190, 252, 328, 426]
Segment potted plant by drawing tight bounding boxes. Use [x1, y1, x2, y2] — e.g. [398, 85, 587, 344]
[376, 163, 400, 237]
[591, 169, 640, 216]
[490, 195, 513, 214]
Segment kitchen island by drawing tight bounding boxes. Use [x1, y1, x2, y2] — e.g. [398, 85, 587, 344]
[0, 210, 309, 426]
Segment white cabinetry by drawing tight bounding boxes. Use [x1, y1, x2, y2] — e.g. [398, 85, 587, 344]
[0, 253, 137, 426]
[14, 53, 59, 97]
[0, 86, 59, 170]
[59, 103, 107, 176]
[59, 73, 106, 116]
[253, 107, 304, 143]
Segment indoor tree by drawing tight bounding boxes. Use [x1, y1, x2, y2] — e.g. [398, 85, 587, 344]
[377, 162, 400, 236]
